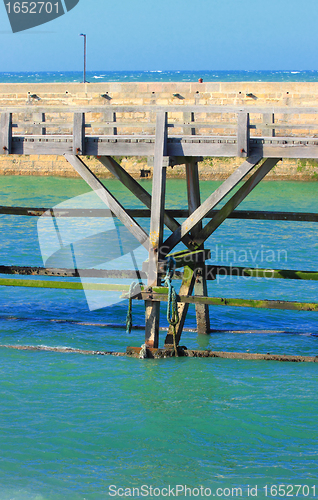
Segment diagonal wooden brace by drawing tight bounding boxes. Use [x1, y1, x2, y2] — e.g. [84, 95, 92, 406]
[194, 158, 281, 246]
[97, 155, 195, 250]
[161, 155, 262, 256]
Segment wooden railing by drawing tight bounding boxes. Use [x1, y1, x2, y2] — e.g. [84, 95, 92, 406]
[1, 106, 318, 158]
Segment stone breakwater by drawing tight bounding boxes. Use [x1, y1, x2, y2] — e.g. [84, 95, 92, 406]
[0, 82, 318, 180]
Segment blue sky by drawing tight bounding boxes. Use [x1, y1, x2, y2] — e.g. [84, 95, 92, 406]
[0, 0, 317, 71]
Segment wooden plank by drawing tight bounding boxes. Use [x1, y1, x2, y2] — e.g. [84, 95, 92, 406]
[145, 111, 168, 349]
[251, 143, 318, 159]
[1, 206, 318, 222]
[204, 265, 318, 281]
[33, 112, 46, 135]
[102, 111, 117, 135]
[140, 290, 318, 312]
[0, 265, 147, 279]
[5, 105, 318, 114]
[195, 158, 281, 246]
[161, 155, 262, 256]
[237, 112, 249, 157]
[64, 154, 149, 248]
[0, 113, 12, 154]
[186, 161, 210, 335]
[73, 112, 85, 154]
[0, 277, 130, 291]
[183, 111, 195, 136]
[262, 113, 275, 137]
[164, 265, 196, 347]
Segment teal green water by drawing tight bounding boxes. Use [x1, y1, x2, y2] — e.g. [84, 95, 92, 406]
[0, 177, 317, 499]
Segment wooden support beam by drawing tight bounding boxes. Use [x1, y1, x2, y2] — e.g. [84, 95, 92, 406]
[186, 161, 210, 335]
[263, 113, 275, 137]
[164, 265, 196, 347]
[64, 154, 149, 248]
[97, 156, 194, 249]
[183, 111, 195, 136]
[140, 290, 318, 313]
[145, 111, 168, 348]
[0, 113, 12, 155]
[1, 205, 318, 223]
[194, 158, 281, 246]
[34, 112, 46, 135]
[73, 113, 85, 155]
[103, 110, 117, 136]
[237, 112, 250, 157]
[161, 155, 262, 256]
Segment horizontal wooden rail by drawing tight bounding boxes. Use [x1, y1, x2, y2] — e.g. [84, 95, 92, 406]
[3, 105, 318, 114]
[0, 278, 131, 291]
[0, 278, 317, 312]
[0, 266, 147, 279]
[0, 265, 318, 281]
[1, 206, 317, 222]
[138, 290, 318, 312]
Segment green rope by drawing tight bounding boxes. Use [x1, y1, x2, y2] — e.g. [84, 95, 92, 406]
[163, 256, 179, 357]
[126, 281, 138, 334]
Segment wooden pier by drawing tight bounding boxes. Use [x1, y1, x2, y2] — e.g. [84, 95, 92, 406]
[1, 104, 318, 354]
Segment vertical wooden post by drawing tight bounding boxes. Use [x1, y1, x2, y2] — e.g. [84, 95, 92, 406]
[237, 112, 250, 157]
[0, 113, 12, 155]
[164, 265, 196, 347]
[73, 112, 85, 155]
[263, 113, 275, 137]
[183, 111, 195, 136]
[34, 112, 46, 135]
[145, 111, 167, 348]
[186, 161, 210, 335]
[103, 110, 117, 136]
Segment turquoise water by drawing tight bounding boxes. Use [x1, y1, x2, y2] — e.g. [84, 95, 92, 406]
[0, 177, 318, 499]
[2, 70, 318, 83]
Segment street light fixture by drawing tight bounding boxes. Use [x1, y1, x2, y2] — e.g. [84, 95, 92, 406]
[79, 33, 86, 83]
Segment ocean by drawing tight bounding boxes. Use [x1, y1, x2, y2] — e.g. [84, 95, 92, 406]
[0, 174, 317, 500]
[1, 70, 318, 83]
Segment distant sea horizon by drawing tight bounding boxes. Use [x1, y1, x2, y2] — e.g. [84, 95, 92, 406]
[1, 70, 318, 83]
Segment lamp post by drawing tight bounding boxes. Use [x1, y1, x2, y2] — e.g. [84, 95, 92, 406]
[79, 33, 86, 83]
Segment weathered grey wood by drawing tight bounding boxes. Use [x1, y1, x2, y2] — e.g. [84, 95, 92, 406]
[2, 205, 317, 222]
[33, 112, 46, 135]
[9, 134, 318, 159]
[16, 120, 318, 131]
[4, 105, 318, 114]
[0, 113, 12, 154]
[195, 158, 281, 246]
[262, 113, 275, 137]
[237, 112, 249, 157]
[164, 265, 196, 347]
[251, 143, 318, 159]
[102, 111, 117, 135]
[97, 156, 194, 249]
[186, 162, 210, 335]
[161, 155, 262, 256]
[167, 142, 238, 157]
[183, 112, 195, 136]
[145, 111, 167, 349]
[73, 113, 85, 154]
[148, 111, 168, 285]
[64, 154, 149, 248]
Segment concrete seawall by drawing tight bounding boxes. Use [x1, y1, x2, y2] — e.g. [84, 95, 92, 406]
[1, 82, 318, 180]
